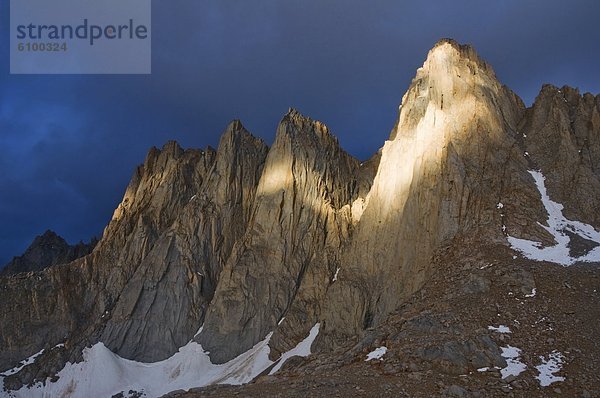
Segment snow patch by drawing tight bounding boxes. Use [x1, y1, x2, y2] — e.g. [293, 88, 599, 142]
[500, 345, 527, 379]
[508, 170, 600, 266]
[0, 349, 45, 377]
[6, 332, 274, 398]
[269, 323, 320, 375]
[488, 325, 511, 334]
[477, 366, 500, 373]
[332, 267, 340, 282]
[536, 351, 565, 387]
[365, 346, 388, 361]
[3, 323, 324, 397]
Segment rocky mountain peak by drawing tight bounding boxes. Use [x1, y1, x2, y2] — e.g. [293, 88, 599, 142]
[32, 230, 66, 247]
[319, 40, 542, 346]
[520, 81, 600, 227]
[278, 108, 337, 145]
[222, 119, 246, 136]
[1, 39, 599, 397]
[430, 38, 494, 72]
[219, 119, 266, 152]
[197, 107, 365, 364]
[1, 230, 96, 276]
[392, 38, 514, 141]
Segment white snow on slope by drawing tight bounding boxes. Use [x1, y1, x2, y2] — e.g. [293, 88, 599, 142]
[365, 346, 388, 361]
[2, 333, 274, 398]
[0, 349, 44, 377]
[536, 351, 565, 387]
[508, 170, 600, 266]
[488, 325, 511, 334]
[1, 323, 324, 398]
[500, 345, 527, 379]
[333, 267, 341, 282]
[269, 323, 320, 375]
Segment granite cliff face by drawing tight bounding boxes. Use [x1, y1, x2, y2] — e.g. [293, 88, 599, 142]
[1, 39, 599, 396]
[319, 39, 551, 345]
[521, 84, 600, 226]
[0, 122, 268, 385]
[98, 122, 269, 362]
[198, 110, 369, 363]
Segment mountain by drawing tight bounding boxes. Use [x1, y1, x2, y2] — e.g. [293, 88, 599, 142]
[1, 39, 599, 397]
[1, 230, 97, 276]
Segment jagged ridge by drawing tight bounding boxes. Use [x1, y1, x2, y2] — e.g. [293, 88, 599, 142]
[0, 39, 599, 396]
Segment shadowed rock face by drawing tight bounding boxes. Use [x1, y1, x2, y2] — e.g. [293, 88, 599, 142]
[521, 84, 600, 228]
[1, 39, 599, 392]
[98, 122, 269, 362]
[0, 122, 269, 385]
[1, 230, 97, 276]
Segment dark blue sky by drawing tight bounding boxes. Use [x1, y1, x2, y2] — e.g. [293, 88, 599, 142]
[1, 0, 599, 264]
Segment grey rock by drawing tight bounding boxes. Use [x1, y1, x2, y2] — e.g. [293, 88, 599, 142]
[503, 374, 517, 384]
[522, 85, 600, 229]
[418, 337, 504, 375]
[446, 384, 469, 397]
[100, 122, 268, 361]
[461, 274, 491, 294]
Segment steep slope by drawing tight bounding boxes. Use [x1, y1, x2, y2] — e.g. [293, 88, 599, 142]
[0, 140, 217, 383]
[198, 110, 369, 363]
[1, 230, 96, 275]
[171, 242, 600, 398]
[0, 123, 269, 389]
[320, 39, 550, 345]
[99, 122, 268, 361]
[521, 85, 600, 227]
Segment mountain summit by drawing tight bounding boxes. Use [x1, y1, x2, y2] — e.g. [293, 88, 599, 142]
[1, 40, 599, 397]
[1, 230, 96, 276]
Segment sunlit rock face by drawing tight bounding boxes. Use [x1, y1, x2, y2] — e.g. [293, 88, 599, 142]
[198, 110, 370, 363]
[319, 39, 549, 344]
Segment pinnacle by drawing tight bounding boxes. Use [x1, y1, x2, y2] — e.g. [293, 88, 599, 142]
[426, 38, 493, 74]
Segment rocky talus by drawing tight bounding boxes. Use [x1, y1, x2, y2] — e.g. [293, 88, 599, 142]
[0, 39, 599, 397]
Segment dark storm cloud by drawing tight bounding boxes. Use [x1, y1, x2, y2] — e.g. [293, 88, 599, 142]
[1, 0, 599, 264]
